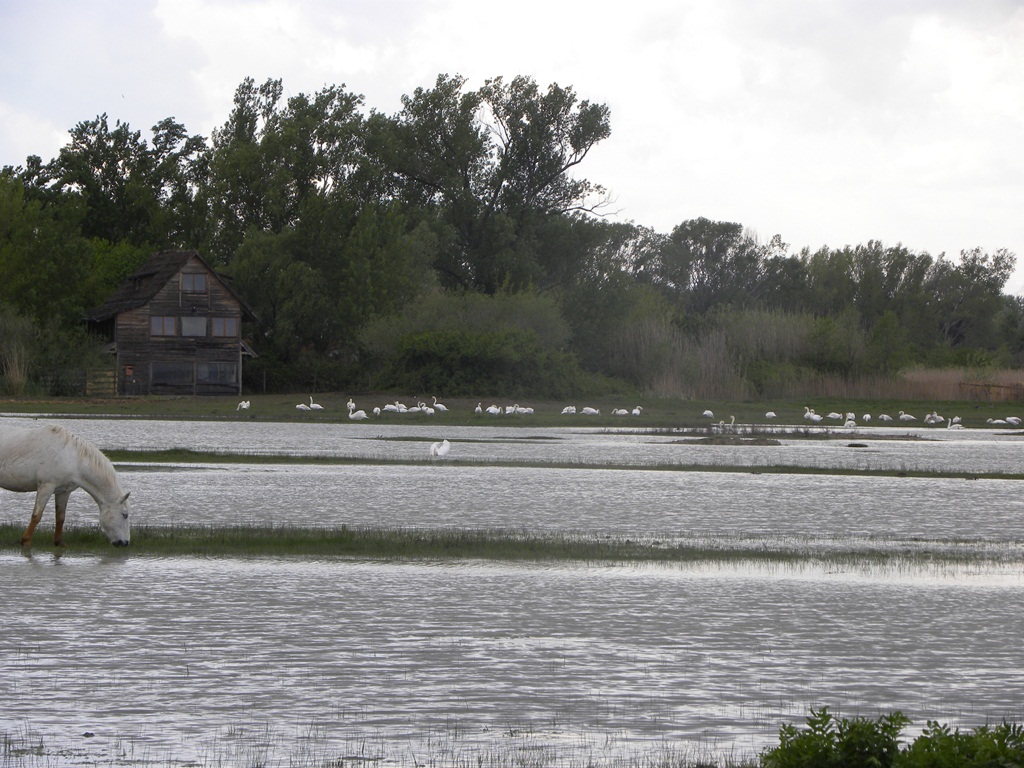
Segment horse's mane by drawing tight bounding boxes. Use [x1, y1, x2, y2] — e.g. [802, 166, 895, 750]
[49, 425, 121, 492]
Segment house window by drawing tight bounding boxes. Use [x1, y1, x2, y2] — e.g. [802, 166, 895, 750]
[211, 317, 238, 337]
[151, 362, 194, 386]
[181, 273, 207, 292]
[198, 362, 237, 386]
[181, 316, 207, 337]
[151, 316, 176, 336]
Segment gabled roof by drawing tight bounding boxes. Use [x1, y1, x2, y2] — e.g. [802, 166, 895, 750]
[86, 250, 255, 322]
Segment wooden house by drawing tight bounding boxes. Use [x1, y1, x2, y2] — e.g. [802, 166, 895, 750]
[86, 250, 255, 396]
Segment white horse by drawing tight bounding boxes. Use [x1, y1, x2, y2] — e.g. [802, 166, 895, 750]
[0, 425, 131, 547]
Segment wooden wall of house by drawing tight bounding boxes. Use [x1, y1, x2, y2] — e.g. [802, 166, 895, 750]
[115, 256, 244, 395]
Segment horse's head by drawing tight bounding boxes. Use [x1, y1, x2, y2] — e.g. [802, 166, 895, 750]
[99, 492, 131, 546]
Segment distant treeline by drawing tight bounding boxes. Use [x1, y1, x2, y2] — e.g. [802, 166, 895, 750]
[1, 74, 1020, 398]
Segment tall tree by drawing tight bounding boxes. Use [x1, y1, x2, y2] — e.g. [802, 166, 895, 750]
[205, 77, 366, 265]
[648, 218, 766, 314]
[926, 248, 1016, 348]
[27, 114, 206, 249]
[365, 74, 611, 293]
[0, 173, 91, 325]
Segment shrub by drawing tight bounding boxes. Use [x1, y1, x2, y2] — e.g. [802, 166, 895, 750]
[373, 327, 592, 399]
[761, 707, 909, 768]
[761, 709, 1024, 768]
[898, 720, 1024, 768]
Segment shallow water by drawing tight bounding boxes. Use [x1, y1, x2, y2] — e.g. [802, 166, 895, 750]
[3, 555, 1024, 767]
[3, 414, 1024, 474]
[2, 417, 1024, 766]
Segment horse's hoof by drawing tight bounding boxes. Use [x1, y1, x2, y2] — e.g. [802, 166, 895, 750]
[54, 541, 66, 548]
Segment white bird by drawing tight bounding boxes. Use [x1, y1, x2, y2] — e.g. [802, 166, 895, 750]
[826, 412, 843, 420]
[808, 410, 823, 423]
[765, 411, 777, 420]
[486, 404, 502, 416]
[432, 396, 448, 412]
[348, 405, 368, 421]
[430, 438, 451, 458]
[702, 409, 715, 419]
[878, 413, 893, 422]
[612, 408, 629, 416]
[899, 411, 916, 421]
[1006, 416, 1021, 425]
[296, 403, 311, 411]
[862, 414, 871, 422]
[384, 403, 400, 413]
[309, 396, 324, 410]
[947, 418, 964, 430]
[373, 407, 381, 416]
[561, 405, 576, 414]
[844, 418, 857, 428]
[475, 403, 483, 415]
[987, 418, 1007, 425]
[581, 407, 600, 415]
[236, 400, 250, 410]
[632, 406, 643, 416]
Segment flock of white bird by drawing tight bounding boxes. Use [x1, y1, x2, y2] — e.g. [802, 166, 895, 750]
[698, 406, 1022, 431]
[237, 396, 1024, 430]
[236, 396, 1023, 456]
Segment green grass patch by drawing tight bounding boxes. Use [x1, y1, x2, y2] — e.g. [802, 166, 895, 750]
[2, 392, 1020, 431]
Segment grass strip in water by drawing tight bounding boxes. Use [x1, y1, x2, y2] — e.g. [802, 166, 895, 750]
[3, 523, 1016, 568]
[105, 447, 1024, 481]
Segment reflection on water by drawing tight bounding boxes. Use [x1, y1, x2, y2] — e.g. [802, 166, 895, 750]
[2, 417, 1024, 766]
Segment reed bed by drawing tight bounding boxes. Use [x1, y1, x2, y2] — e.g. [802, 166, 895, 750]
[4, 524, 1020, 571]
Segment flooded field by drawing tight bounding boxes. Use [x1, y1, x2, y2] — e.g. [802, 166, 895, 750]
[2, 416, 1024, 766]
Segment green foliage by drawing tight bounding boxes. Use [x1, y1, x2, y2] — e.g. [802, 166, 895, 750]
[762, 707, 910, 768]
[83, 239, 151, 309]
[803, 311, 866, 376]
[359, 291, 600, 398]
[3, 73, 1021, 399]
[0, 305, 35, 395]
[899, 720, 1024, 767]
[863, 311, 910, 376]
[651, 217, 765, 313]
[763, 709, 1024, 768]
[0, 173, 93, 326]
[0, 304, 109, 396]
[365, 73, 612, 293]
[374, 326, 586, 398]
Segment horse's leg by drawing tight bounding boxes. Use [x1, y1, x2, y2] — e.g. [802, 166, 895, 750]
[53, 488, 72, 547]
[21, 485, 55, 547]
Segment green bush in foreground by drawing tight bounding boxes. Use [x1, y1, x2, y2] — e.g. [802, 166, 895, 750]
[761, 708, 1024, 768]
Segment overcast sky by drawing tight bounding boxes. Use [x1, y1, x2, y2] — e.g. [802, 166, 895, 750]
[2, 0, 1022, 291]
